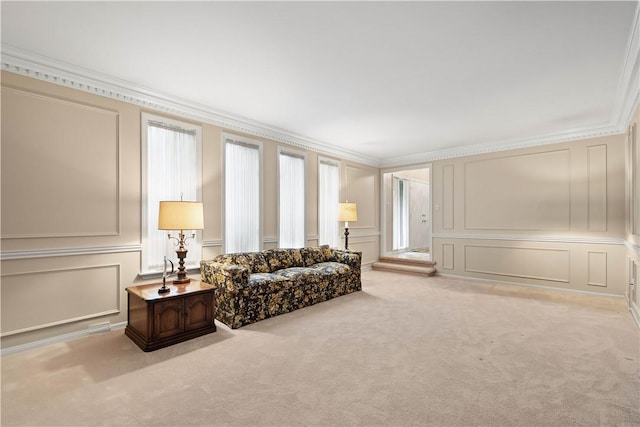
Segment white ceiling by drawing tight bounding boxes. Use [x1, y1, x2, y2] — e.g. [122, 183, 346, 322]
[2, 1, 639, 166]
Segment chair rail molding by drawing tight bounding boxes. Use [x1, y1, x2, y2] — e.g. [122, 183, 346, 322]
[0, 244, 143, 261]
[432, 233, 626, 246]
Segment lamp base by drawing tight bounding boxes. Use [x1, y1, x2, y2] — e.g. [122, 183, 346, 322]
[174, 248, 190, 284]
[158, 278, 171, 294]
[344, 227, 350, 250]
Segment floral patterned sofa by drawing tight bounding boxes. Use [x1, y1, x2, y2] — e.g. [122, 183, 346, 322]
[200, 246, 361, 329]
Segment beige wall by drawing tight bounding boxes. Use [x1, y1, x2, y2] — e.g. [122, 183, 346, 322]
[430, 134, 629, 296]
[626, 104, 640, 321]
[1, 68, 635, 349]
[0, 72, 380, 349]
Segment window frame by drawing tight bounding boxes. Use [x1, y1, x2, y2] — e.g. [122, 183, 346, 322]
[318, 156, 341, 248]
[141, 112, 202, 277]
[277, 146, 307, 248]
[222, 132, 263, 254]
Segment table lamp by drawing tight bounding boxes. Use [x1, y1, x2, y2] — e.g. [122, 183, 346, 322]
[158, 201, 204, 284]
[338, 202, 357, 250]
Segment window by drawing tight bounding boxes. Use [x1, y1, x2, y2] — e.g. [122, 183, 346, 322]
[631, 123, 638, 236]
[224, 135, 261, 253]
[392, 176, 409, 250]
[142, 113, 202, 275]
[279, 149, 305, 248]
[318, 158, 340, 247]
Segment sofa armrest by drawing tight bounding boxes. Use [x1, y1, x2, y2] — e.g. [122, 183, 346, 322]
[330, 249, 362, 270]
[200, 260, 249, 293]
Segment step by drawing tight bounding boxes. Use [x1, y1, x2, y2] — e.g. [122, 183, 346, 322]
[378, 256, 436, 267]
[371, 261, 436, 276]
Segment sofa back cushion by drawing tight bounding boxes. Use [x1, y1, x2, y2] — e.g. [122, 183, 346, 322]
[246, 252, 271, 273]
[263, 248, 303, 272]
[215, 252, 270, 273]
[215, 253, 250, 270]
[300, 246, 328, 266]
[320, 244, 334, 262]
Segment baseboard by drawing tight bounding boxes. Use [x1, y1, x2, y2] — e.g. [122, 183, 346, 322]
[361, 263, 373, 272]
[630, 299, 640, 331]
[1, 321, 127, 357]
[4, 273, 633, 355]
[435, 272, 626, 300]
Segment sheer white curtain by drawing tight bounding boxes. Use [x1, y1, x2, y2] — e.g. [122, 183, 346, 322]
[145, 121, 201, 273]
[225, 139, 260, 253]
[318, 159, 340, 247]
[392, 176, 409, 250]
[279, 151, 305, 248]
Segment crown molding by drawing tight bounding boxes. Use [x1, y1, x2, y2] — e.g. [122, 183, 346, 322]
[380, 124, 624, 168]
[2, 37, 638, 170]
[612, 1, 640, 132]
[0, 44, 380, 167]
[381, 4, 640, 168]
[380, 97, 640, 167]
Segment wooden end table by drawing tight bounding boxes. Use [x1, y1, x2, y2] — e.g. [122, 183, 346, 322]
[125, 280, 216, 352]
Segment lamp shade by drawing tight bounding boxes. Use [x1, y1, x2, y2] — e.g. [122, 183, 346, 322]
[158, 201, 204, 230]
[338, 202, 358, 222]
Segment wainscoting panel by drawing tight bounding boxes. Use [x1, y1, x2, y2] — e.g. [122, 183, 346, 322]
[345, 164, 378, 230]
[1, 265, 120, 336]
[442, 243, 454, 270]
[349, 237, 379, 266]
[464, 150, 571, 230]
[433, 236, 627, 295]
[201, 244, 223, 260]
[442, 164, 454, 229]
[1, 87, 120, 238]
[464, 245, 570, 283]
[587, 145, 607, 232]
[587, 251, 607, 287]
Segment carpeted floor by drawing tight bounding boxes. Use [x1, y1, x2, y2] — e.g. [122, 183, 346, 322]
[2, 270, 639, 426]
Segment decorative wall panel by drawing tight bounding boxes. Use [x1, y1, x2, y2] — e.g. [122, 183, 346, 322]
[464, 150, 570, 230]
[587, 251, 607, 287]
[349, 238, 379, 265]
[442, 243, 454, 270]
[442, 164, 454, 229]
[1, 87, 119, 238]
[1, 265, 120, 336]
[587, 145, 607, 232]
[346, 165, 376, 229]
[464, 245, 570, 282]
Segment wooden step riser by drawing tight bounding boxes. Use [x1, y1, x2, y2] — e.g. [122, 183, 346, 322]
[378, 256, 436, 267]
[371, 262, 436, 276]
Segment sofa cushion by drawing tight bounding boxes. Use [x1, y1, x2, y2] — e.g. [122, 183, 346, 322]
[310, 261, 352, 276]
[248, 273, 292, 295]
[215, 253, 251, 271]
[263, 248, 304, 272]
[272, 266, 323, 282]
[320, 244, 334, 262]
[215, 252, 270, 273]
[300, 247, 328, 266]
[246, 252, 270, 273]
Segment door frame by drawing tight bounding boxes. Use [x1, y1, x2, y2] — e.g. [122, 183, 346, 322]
[380, 163, 433, 258]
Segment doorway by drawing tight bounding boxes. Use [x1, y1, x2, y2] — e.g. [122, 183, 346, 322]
[382, 166, 432, 260]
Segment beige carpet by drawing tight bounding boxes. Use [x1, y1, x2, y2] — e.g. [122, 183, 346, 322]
[2, 271, 639, 426]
